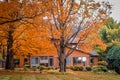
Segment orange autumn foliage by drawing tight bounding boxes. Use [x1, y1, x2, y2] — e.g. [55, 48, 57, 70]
[0, 1, 56, 59]
[79, 22, 107, 52]
[0, 1, 111, 62]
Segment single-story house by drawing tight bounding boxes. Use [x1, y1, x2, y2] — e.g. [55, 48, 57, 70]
[14, 50, 99, 68]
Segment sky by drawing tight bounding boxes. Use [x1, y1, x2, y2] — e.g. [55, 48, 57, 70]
[75, 0, 120, 21]
[97, 0, 120, 21]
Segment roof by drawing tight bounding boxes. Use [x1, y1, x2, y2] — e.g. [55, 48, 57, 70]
[89, 51, 99, 57]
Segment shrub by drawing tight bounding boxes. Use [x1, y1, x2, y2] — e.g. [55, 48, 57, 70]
[24, 64, 30, 69]
[70, 66, 76, 71]
[107, 46, 120, 74]
[66, 66, 71, 69]
[101, 66, 108, 72]
[92, 66, 108, 73]
[70, 66, 83, 71]
[32, 66, 37, 71]
[92, 66, 101, 73]
[39, 66, 46, 71]
[79, 66, 84, 71]
[98, 61, 108, 66]
[86, 66, 92, 71]
[46, 66, 53, 70]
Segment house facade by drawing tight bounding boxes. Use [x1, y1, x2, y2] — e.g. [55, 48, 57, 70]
[13, 50, 99, 68]
[30, 50, 99, 68]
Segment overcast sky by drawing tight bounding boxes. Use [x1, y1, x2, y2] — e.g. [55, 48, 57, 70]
[76, 0, 120, 21]
[96, 0, 120, 21]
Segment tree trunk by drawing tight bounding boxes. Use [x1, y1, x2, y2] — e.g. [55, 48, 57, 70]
[5, 30, 14, 70]
[5, 52, 14, 70]
[59, 55, 66, 72]
[59, 36, 66, 72]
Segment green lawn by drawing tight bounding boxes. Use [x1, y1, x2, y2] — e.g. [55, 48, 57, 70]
[0, 70, 120, 80]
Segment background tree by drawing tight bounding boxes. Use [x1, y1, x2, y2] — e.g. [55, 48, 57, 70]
[107, 46, 120, 74]
[100, 18, 120, 48]
[43, 0, 111, 72]
[99, 17, 120, 60]
[100, 18, 120, 74]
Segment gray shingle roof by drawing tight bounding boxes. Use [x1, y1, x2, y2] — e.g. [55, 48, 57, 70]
[89, 51, 99, 57]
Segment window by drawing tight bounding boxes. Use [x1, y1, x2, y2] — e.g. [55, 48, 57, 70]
[14, 59, 20, 65]
[77, 57, 82, 63]
[40, 56, 48, 60]
[73, 57, 78, 65]
[24, 58, 28, 63]
[90, 57, 94, 65]
[66, 57, 70, 66]
[73, 57, 87, 66]
[31, 57, 38, 64]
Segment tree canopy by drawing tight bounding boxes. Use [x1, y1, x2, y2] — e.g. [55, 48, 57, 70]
[0, 0, 111, 71]
[100, 18, 120, 48]
[107, 46, 120, 74]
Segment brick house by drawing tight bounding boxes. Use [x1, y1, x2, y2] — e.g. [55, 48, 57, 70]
[14, 50, 99, 68]
[30, 50, 99, 68]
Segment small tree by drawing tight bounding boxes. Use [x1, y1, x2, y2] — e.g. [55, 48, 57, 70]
[107, 46, 120, 74]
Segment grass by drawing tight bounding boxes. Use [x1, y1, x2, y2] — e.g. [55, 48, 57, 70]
[0, 70, 120, 80]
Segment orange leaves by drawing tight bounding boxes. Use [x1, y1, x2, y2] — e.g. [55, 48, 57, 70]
[13, 23, 55, 56]
[95, 2, 101, 7]
[0, 0, 111, 59]
[98, 9, 106, 14]
[85, 28, 106, 51]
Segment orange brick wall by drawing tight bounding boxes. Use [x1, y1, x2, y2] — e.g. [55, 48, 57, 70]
[54, 56, 59, 69]
[69, 51, 90, 66]
[53, 51, 91, 68]
[16, 51, 98, 68]
[93, 57, 98, 65]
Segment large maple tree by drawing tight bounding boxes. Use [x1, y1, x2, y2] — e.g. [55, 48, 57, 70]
[0, 0, 111, 72]
[0, 0, 48, 70]
[42, 0, 111, 72]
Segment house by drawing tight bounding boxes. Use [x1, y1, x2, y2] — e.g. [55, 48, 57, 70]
[14, 50, 99, 68]
[30, 50, 99, 68]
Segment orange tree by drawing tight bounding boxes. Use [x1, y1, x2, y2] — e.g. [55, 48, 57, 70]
[14, 24, 55, 57]
[43, 0, 111, 72]
[0, 0, 48, 70]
